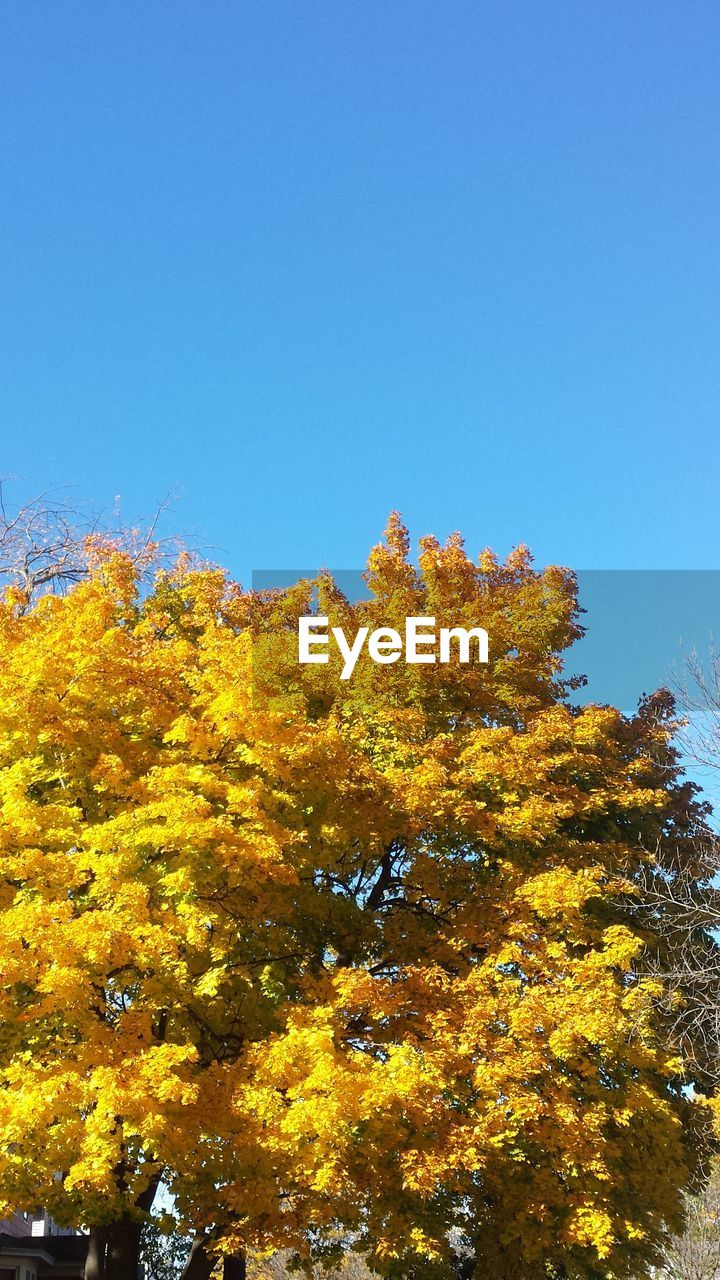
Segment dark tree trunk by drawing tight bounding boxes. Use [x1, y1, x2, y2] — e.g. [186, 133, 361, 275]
[136, 1174, 162, 1214]
[84, 1226, 107, 1280]
[223, 1257, 246, 1280]
[105, 1215, 143, 1280]
[82, 1170, 161, 1280]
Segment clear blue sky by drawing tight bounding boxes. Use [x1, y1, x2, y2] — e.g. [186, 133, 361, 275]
[1, 2, 719, 580]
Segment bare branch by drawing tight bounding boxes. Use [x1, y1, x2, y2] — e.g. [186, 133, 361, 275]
[0, 480, 191, 605]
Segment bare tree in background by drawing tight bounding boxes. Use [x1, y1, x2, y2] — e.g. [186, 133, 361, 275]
[249, 1251, 379, 1280]
[0, 480, 181, 602]
[635, 830, 720, 1093]
[633, 657, 720, 1089]
[677, 647, 720, 787]
[630, 658, 720, 1278]
[650, 1162, 720, 1280]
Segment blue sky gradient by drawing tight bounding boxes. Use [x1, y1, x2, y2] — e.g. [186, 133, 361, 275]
[1, 2, 719, 581]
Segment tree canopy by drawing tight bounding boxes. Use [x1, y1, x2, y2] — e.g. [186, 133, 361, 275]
[0, 516, 710, 1280]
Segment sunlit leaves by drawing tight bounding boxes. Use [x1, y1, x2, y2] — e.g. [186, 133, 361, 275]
[0, 520, 706, 1279]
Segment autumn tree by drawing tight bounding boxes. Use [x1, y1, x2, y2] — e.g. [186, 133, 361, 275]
[0, 513, 711, 1280]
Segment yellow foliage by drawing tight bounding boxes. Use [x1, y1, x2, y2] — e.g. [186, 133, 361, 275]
[0, 519, 707, 1280]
